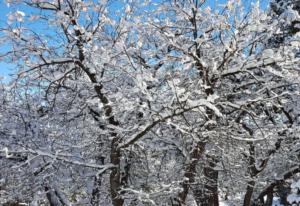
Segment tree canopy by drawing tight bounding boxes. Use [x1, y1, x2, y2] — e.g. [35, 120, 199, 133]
[0, 0, 300, 206]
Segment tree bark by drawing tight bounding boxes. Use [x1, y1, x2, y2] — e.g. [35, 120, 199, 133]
[91, 155, 105, 206]
[255, 166, 300, 205]
[243, 143, 257, 206]
[110, 138, 124, 206]
[45, 186, 63, 206]
[243, 180, 255, 206]
[194, 155, 219, 206]
[265, 191, 273, 206]
[174, 141, 206, 206]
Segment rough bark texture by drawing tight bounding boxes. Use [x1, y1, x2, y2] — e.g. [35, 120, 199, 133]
[255, 166, 300, 205]
[265, 192, 273, 206]
[194, 155, 219, 206]
[243, 180, 255, 206]
[174, 141, 206, 206]
[91, 155, 105, 206]
[243, 143, 257, 206]
[45, 186, 63, 206]
[110, 138, 123, 206]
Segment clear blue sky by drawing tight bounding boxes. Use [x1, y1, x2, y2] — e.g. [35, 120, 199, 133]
[0, 1, 13, 78]
[0, 0, 269, 79]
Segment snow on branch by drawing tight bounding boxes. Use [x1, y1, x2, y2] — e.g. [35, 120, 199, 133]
[0, 148, 115, 173]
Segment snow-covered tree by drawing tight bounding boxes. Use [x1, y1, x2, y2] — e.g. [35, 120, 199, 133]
[0, 0, 300, 206]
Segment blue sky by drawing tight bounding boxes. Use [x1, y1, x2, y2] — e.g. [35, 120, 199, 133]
[0, 1, 13, 79]
[0, 0, 269, 79]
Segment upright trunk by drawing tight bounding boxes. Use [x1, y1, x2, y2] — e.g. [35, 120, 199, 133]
[243, 143, 257, 206]
[243, 180, 255, 206]
[91, 155, 105, 206]
[194, 155, 219, 206]
[45, 186, 63, 206]
[110, 138, 124, 206]
[255, 166, 300, 206]
[265, 192, 273, 206]
[174, 141, 205, 205]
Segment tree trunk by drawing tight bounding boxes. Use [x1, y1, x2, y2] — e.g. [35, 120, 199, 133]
[174, 141, 206, 206]
[243, 180, 255, 206]
[110, 138, 124, 206]
[45, 186, 63, 206]
[44, 184, 70, 206]
[243, 142, 258, 206]
[255, 166, 300, 205]
[265, 192, 273, 206]
[194, 155, 219, 206]
[91, 155, 105, 206]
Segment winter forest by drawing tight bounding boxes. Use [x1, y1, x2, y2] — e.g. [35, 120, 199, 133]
[0, 0, 300, 205]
